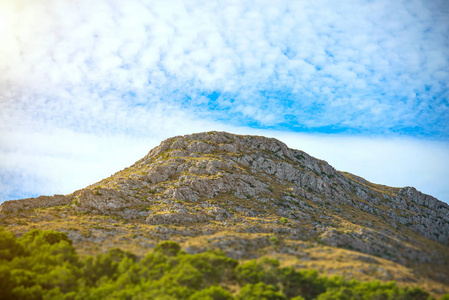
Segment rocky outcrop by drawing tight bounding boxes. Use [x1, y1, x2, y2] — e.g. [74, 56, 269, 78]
[127, 132, 449, 245]
[71, 188, 145, 214]
[2, 131, 449, 249]
[0, 194, 70, 213]
[321, 228, 435, 264]
[146, 211, 207, 225]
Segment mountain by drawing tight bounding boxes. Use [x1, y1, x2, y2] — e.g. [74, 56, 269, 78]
[1, 131, 448, 295]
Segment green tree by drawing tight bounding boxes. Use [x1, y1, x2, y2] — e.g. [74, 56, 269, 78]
[235, 258, 280, 286]
[154, 241, 182, 256]
[171, 262, 204, 290]
[399, 286, 431, 300]
[0, 265, 14, 300]
[179, 250, 238, 286]
[237, 283, 286, 300]
[0, 227, 25, 260]
[189, 285, 234, 300]
[82, 247, 136, 286]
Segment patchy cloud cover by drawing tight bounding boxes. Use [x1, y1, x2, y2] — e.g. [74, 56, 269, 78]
[0, 0, 448, 203]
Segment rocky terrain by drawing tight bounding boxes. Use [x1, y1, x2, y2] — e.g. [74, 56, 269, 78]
[1, 131, 449, 295]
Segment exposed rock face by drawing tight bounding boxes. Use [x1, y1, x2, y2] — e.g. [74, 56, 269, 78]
[69, 188, 146, 215]
[0, 195, 70, 213]
[321, 228, 434, 264]
[1, 131, 449, 253]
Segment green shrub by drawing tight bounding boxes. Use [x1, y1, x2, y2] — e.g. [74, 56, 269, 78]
[180, 250, 238, 286]
[237, 282, 286, 300]
[235, 258, 280, 286]
[0, 227, 25, 260]
[269, 236, 280, 245]
[171, 262, 204, 290]
[399, 286, 431, 300]
[82, 248, 137, 285]
[189, 285, 234, 300]
[20, 229, 72, 248]
[93, 190, 103, 196]
[154, 241, 182, 256]
[137, 251, 171, 281]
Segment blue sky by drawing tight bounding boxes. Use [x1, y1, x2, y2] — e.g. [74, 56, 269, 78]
[0, 0, 448, 204]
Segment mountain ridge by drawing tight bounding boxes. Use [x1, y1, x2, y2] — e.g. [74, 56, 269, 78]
[2, 131, 448, 243]
[1, 131, 448, 293]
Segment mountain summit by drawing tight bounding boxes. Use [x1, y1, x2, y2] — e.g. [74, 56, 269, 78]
[1, 131, 448, 291]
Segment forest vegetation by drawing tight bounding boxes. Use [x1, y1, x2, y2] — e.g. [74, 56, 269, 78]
[1, 227, 447, 300]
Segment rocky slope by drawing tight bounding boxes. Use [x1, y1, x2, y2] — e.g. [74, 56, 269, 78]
[1, 131, 449, 294]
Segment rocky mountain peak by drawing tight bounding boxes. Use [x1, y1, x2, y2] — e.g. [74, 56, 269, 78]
[1, 132, 448, 268]
[2, 131, 449, 293]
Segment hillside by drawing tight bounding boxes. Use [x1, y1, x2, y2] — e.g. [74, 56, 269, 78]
[1, 131, 449, 296]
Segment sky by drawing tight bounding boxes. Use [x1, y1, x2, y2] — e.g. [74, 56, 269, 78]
[0, 0, 448, 204]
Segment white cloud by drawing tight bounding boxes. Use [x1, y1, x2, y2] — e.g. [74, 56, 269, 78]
[1, 0, 447, 127]
[0, 0, 448, 203]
